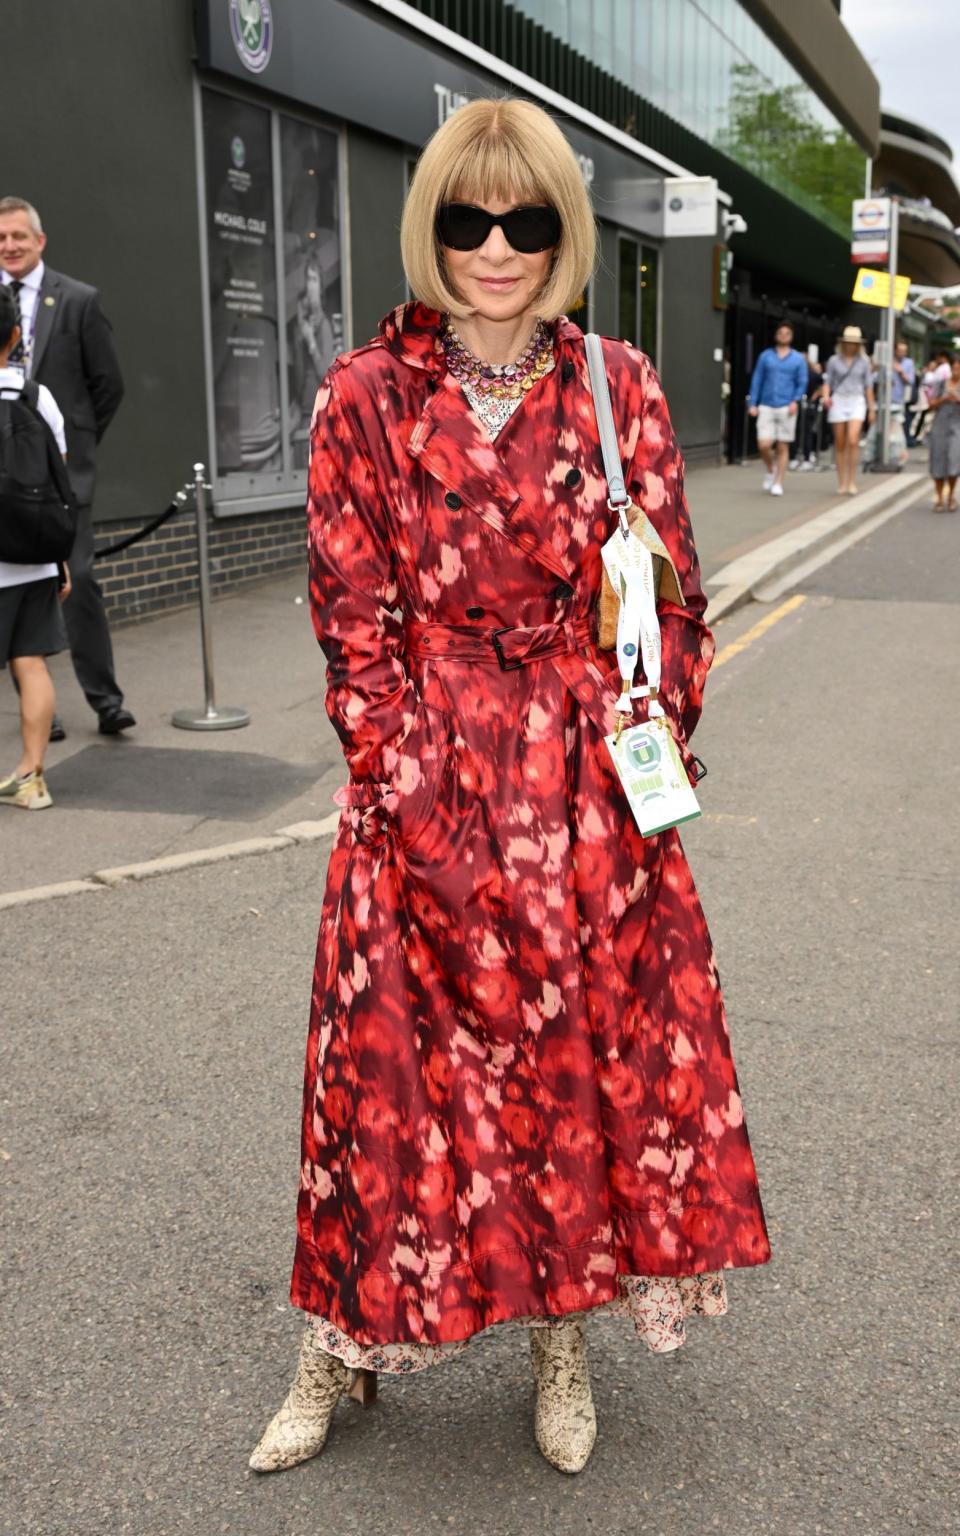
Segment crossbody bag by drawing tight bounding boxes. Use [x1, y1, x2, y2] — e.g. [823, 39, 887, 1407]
[583, 334, 702, 836]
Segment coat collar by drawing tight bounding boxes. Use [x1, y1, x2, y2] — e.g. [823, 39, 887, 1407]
[387, 303, 578, 584]
[378, 302, 444, 374]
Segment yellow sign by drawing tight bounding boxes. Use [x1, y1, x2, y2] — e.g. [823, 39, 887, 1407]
[852, 268, 911, 311]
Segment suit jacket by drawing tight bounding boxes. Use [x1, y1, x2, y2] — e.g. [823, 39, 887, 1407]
[29, 266, 124, 507]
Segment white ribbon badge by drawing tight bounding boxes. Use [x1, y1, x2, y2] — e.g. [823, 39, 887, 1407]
[601, 522, 665, 719]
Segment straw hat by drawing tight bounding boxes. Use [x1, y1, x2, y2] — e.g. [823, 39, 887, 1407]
[838, 325, 865, 347]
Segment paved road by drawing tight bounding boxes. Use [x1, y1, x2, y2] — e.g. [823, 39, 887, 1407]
[3, 500, 956, 1535]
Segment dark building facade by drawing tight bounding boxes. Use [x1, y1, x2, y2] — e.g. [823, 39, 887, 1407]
[3, 0, 880, 621]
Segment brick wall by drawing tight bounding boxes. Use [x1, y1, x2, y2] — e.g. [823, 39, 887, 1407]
[94, 505, 308, 625]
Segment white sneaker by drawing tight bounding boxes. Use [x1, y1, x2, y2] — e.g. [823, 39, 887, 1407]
[788, 458, 800, 471]
[762, 472, 775, 492]
[770, 482, 784, 497]
[0, 769, 53, 810]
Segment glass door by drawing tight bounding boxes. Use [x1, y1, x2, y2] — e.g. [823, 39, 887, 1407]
[618, 235, 639, 344]
[618, 235, 660, 363]
[639, 243, 659, 367]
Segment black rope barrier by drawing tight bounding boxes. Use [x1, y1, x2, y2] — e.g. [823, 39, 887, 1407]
[86, 462, 251, 729]
[93, 487, 192, 561]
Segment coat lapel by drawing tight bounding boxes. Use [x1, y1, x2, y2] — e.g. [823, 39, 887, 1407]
[29, 268, 59, 378]
[406, 365, 570, 585]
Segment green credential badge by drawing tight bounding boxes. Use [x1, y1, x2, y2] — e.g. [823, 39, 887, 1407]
[604, 718, 701, 837]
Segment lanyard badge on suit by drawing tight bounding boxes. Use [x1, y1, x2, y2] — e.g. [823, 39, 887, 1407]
[5, 279, 32, 374]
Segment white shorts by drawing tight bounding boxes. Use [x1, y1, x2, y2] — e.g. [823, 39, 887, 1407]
[756, 404, 797, 444]
[828, 395, 867, 425]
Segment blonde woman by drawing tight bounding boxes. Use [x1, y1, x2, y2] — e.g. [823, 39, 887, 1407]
[250, 98, 769, 1477]
[823, 325, 876, 494]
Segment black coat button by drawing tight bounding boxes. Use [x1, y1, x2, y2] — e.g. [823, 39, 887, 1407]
[553, 581, 574, 600]
[445, 491, 462, 510]
[561, 360, 575, 382]
[564, 467, 581, 488]
[466, 605, 485, 619]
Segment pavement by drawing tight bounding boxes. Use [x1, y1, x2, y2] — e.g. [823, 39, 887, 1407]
[3, 494, 956, 1535]
[0, 454, 928, 901]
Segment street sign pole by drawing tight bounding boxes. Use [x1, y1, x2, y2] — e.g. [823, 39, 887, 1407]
[877, 199, 899, 472]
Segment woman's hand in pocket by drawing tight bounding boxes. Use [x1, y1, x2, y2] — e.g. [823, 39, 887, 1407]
[388, 701, 454, 856]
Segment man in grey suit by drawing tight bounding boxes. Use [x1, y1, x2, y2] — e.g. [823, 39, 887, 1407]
[0, 195, 134, 736]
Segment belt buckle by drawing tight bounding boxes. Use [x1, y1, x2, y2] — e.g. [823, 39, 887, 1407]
[491, 627, 522, 672]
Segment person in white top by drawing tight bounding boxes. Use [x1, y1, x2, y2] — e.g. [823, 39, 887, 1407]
[0, 286, 70, 809]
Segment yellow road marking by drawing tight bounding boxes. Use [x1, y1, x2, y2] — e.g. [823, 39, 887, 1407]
[713, 594, 806, 670]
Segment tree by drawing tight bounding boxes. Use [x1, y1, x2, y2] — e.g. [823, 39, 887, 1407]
[716, 64, 863, 234]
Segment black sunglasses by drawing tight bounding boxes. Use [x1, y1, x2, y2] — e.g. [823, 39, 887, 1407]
[435, 203, 562, 254]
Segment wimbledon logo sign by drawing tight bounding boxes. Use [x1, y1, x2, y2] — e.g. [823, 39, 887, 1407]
[229, 0, 273, 74]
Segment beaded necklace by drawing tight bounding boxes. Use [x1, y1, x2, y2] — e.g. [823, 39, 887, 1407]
[441, 317, 556, 438]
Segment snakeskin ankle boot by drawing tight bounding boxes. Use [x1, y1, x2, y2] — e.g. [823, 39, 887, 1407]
[529, 1319, 597, 1474]
[249, 1327, 376, 1473]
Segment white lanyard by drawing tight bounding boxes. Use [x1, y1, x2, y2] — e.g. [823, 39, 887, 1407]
[600, 524, 665, 718]
[585, 333, 665, 723]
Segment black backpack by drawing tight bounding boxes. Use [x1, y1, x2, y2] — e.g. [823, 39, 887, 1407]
[0, 380, 77, 563]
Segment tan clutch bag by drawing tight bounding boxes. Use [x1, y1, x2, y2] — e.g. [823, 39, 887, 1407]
[597, 502, 684, 649]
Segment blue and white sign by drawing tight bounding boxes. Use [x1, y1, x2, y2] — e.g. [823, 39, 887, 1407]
[851, 197, 890, 266]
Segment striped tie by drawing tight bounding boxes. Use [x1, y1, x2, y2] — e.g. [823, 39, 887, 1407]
[7, 280, 25, 367]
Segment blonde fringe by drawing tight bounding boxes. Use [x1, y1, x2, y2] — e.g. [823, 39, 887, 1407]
[401, 98, 596, 322]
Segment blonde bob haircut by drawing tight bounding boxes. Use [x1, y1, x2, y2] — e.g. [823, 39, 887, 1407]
[401, 97, 596, 323]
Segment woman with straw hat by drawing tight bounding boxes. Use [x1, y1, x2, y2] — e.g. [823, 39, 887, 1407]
[249, 95, 770, 1479]
[822, 325, 876, 495]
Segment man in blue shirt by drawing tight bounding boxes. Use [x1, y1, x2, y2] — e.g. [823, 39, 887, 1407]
[892, 342, 918, 444]
[747, 322, 808, 497]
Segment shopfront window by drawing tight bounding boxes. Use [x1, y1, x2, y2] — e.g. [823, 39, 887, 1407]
[203, 94, 280, 483]
[201, 88, 344, 507]
[280, 118, 344, 472]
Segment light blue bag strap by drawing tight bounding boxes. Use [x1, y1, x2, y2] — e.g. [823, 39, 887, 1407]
[584, 332, 630, 514]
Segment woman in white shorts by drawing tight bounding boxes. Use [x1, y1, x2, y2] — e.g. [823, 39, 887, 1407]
[823, 326, 876, 495]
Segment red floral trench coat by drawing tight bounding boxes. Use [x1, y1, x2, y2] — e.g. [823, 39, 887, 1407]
[290, 302, 770, 1346]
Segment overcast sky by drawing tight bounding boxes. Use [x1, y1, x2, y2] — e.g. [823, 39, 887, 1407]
[841, 0, 960, 167]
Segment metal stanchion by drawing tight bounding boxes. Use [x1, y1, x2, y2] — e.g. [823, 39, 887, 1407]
[172, 463, 251, 732]
[793, 395, 808, 466]
[739, 394, 751, 464]
[814, 402, 826, 467]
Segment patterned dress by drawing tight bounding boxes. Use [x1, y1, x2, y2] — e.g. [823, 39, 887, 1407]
[292, 303, 770, 1371]
[928, 378, 960, 479]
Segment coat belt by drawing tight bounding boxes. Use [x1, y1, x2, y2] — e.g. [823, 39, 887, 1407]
[404, 616, 595, 671]
[403, 616, 620, 736]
